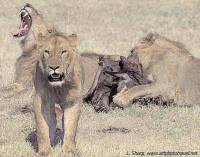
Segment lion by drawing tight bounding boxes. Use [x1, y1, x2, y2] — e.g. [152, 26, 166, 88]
[2, 3, 117, 102]
[114, 32, 200, 107]
[0, 3, 56, 100]
[33, 32, 83, 156]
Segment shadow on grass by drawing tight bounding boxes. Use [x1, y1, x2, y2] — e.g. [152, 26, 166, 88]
[97, 126, 131, 134]
[26, 128, 63, 152]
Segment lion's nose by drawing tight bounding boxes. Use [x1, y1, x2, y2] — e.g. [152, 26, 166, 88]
[49, 66, 60, 71]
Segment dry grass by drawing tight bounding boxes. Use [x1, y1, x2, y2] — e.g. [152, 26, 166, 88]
[0, 0, 200, 156]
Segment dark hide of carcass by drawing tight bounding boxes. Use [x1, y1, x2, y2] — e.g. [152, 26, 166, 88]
[84, 55, 163, 112]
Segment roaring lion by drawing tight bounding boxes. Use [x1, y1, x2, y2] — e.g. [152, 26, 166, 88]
[0, 3, 55, 100]
[33, 32, 83, 156]
[114, 32, 200, 107]
[2, 3, 116, 102]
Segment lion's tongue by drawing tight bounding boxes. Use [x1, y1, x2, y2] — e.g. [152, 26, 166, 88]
[12, 28, 23, 36]
[12, 25, 28, 36]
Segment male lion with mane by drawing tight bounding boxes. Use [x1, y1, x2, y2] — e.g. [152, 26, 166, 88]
[1, 3, 117, 102]
[0, 3, 55, 100]
[33, 32, 83, 156]
[114, 32, 200, 107]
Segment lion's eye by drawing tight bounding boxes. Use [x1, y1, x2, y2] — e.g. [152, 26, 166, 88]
[61, 50, 68, 55]
[44, 50, 50, 58]
[45, 50, 50, 54]
[48, 29, 52, 33]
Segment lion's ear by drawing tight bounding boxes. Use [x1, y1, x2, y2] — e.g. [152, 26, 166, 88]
[68, 33, 81, 46]
[47, 23, 56, 34]
[36, 35, 46, 48]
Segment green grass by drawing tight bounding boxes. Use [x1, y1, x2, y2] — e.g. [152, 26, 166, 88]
[0, 0, 200, 156]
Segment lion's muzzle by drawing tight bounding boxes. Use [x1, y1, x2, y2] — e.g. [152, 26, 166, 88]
[12, 6, 32, 38]
[48, 73, 64, 82]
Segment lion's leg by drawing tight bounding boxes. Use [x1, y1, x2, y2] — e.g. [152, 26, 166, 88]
[113, 83, 162, 107]
[33, 94, 53, 156]
[0, 82, 25, 100]
[0, 81, 35, 105]
[49, 103, 57, 145]
[62, 100, 82, 156]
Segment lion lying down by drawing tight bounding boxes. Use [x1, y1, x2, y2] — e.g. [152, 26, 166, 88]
[1, 3, 109, 102]
[114, 32, 200, 107]
[0, 3, 56, 101]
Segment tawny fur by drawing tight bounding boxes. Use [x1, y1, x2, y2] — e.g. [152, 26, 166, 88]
[33, 32, 83, 156]
[0, 3, 117, 102]
[0, 4, 55, 100]
[114, 32, 200, 107]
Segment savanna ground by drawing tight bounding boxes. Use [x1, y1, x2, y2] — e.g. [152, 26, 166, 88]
[0, 0, 200, 157]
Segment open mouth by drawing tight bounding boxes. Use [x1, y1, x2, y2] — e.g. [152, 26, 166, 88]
[48, 73, 64, 82]
[12, 8, 32, 37]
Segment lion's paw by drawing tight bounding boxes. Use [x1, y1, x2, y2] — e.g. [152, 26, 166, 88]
[38, 147, 53, 157]
[113, 91, 132, 107]
[63, 143, 80, 157]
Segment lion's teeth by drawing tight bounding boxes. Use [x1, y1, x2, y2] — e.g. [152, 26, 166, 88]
[23, 12, 28, 17]
[19, 9, 28, 16]
[21, 10, 26, 13]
